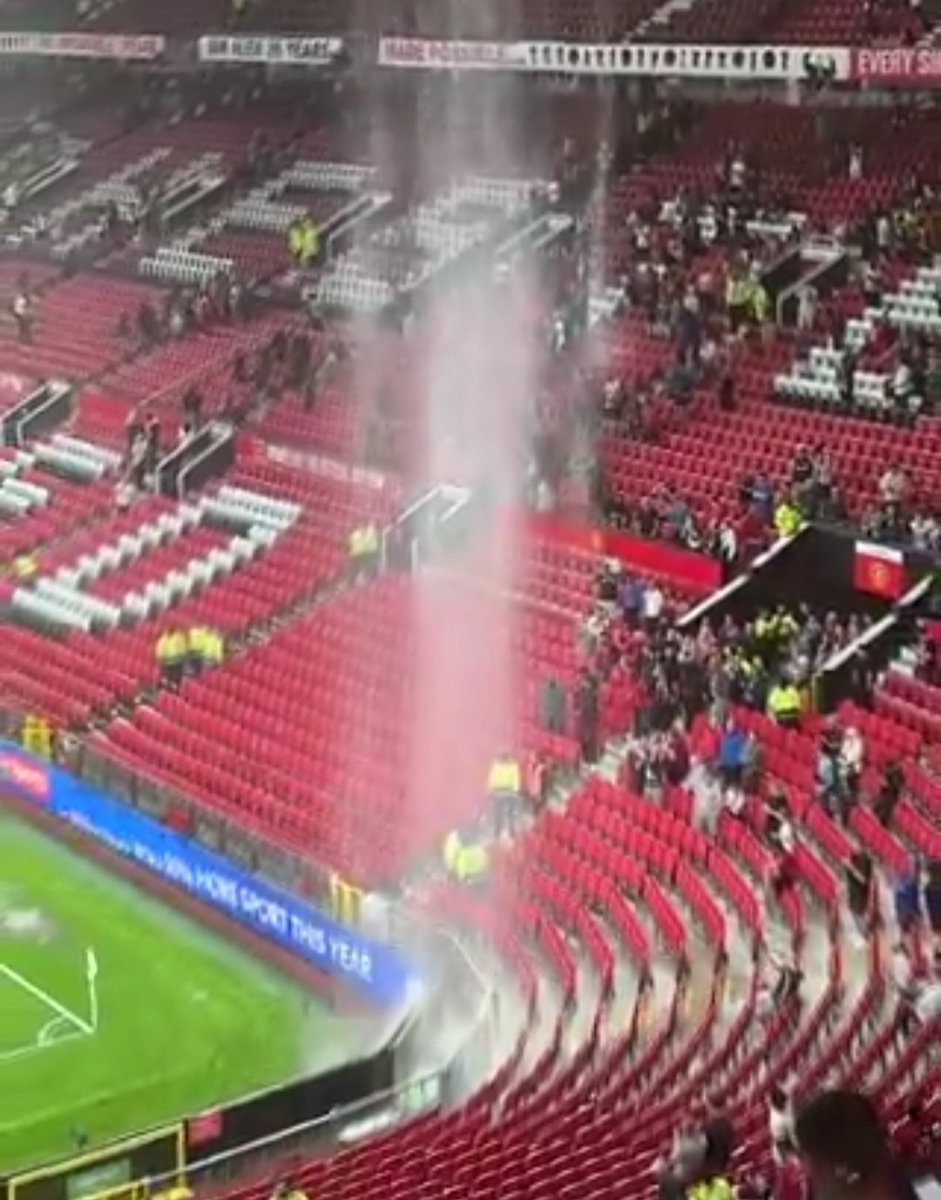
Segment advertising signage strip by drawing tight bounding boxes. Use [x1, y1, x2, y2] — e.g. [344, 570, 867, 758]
[197, 35, 343, 64]
[0, 743, 416, 1008]
[851, 46, 941, 85]
[0, 31, 164, 58]
[377, 37, 850, 80]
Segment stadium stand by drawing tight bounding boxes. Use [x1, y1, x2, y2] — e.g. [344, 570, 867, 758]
[0, 10, 936, 1200]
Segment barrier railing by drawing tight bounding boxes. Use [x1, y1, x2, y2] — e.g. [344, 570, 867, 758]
[71, 732, 336, 908]
[58, 1071, 444, 1200]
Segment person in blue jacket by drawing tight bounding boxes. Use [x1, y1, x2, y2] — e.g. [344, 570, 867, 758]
[893, 866, 922, 937]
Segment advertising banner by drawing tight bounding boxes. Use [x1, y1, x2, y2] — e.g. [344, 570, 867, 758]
[197, 35, 343, 65]
[378, 37, 529, 70]
[0, 744, 416, 1007]
[850, 46, 941, 86]
[0, 31, 164, 59]
[519, 510, 722, 595]
[265, 441, 390, 492]
[378, 36, 849, 80]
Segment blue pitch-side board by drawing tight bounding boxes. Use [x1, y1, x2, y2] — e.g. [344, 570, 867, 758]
[0, 742, 417, 1008]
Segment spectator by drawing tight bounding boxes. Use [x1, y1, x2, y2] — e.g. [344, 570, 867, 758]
[718, 718, 747, 789]
[766, 789, 797, 893]
[11, 285, 34, 342]
[839, 725, 865, 812]
[770, 947, 802, 1009]
[144, 412, 161, 476]
[127, 429, 148, 489]
[701, 1095, 735, 1177]
[690, 763, 723, 834]
[539, 677, 567, 735]
[715, 522, 738, 565]
[794, 1091, 904, 1200]
[874, 761, 905, 828]
[816, 726, 843, 819]
[657, 1118, 707, 1200]
[914, 965, 941, 1025]
[576, 670, 600, 763]
[181, 388, 203, 430]
[137, 300, 160, 347]
[619, 572, 645, 627]
[718, 364, 736, 412]
[879, 462, 909, 508]
[3, 179, 19, 214]
[643, 581, 665, 632]
[797, 284, 818, 332]
[846, 850, 874, 935]
[769, 1086, 796, 1164]
[889, 940, 919, 1020]
[893, 865, 922, 942]
[750, 473, 774, 525]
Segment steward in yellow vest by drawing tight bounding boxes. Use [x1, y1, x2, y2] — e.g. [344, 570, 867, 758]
[774, 499, 803, 539]
[22, 713, 53, 758]
[767, 680, 801, 727]
[688, 1177, 735, 1200]
[488, 752, 522, 836]
[187, 625, 224, 672]
[156, 627, 187, 688]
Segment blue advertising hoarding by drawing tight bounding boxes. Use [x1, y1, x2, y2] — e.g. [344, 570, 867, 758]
[0, 743, 417, 1008]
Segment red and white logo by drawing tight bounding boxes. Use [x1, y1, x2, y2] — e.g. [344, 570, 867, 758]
[0, 751, 50, 803]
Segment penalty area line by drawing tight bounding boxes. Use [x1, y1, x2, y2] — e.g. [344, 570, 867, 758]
[0, 1024, 84, 1065]
[0, 960, 94, 1036]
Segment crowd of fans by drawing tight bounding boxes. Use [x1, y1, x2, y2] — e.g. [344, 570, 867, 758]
[516, 113, 940, 561]
[861, 463, 940, 553]
[657, 1089, 937, 1200]
[537, 562, 941, 998]
[119, 272, 256, 356]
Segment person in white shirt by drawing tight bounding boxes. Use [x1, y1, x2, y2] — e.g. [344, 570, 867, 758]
[768, 1085, 796, 1163]
[914, 979, 941, 1024]
[717, 523, 738, 564]
[879, 463, 908, 506]
[11, 290, 31, 340]
[840, 726, 865, 803]
[797, 285, 817, 332]
[643, 583, 665, 629]
[848, 145, 863, 181]
[890, 942, 917, 1004]
[893, 360, 913, 398]
[723, 784, 746, 819]
[689, 763, 721, 835]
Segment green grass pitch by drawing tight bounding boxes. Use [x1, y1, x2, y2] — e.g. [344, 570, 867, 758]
[0, 813, 358, 1174]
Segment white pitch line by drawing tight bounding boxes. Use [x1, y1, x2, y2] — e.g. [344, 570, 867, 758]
[39, 1015, 73, 1046]
[0, 1027, 84, 1065]
[0, 961, 94, 1035]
